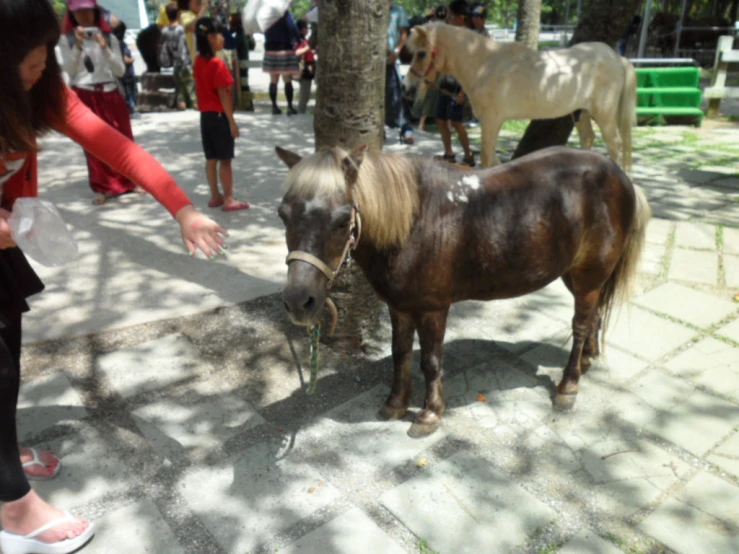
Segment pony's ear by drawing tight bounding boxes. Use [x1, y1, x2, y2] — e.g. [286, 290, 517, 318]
[342, 144, 368, 186]
[275, 146, 302, 169]
[409, 25, 430, 51]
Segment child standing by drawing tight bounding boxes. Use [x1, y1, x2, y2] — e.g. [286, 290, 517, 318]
[194, 18, 249, 211]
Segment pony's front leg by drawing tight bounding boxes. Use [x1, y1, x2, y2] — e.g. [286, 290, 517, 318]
[480, 117, 503, 168]
[379, 308, 416, 421]
[408, 309, 449, 438]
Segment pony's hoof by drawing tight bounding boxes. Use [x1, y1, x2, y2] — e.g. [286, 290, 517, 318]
[554, 393, 578, 411]
[407, 421, 441, 438]
[378, 405, 408, 421]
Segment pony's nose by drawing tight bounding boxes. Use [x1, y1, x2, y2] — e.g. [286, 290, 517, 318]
[283, 286, 318, 324]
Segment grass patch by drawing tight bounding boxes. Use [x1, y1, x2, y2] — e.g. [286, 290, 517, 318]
[500, 119, 531, 133]
[418, 539, 440, 554]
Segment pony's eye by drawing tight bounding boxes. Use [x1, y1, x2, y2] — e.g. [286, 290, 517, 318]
[277, 205, 290, 222]
[417, 51, 427, 61]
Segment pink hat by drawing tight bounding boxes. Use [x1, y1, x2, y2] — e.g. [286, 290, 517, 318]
[67, 0, 97, 11]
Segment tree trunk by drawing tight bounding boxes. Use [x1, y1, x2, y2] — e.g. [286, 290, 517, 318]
[314, 0, 386, 151]
[515, 0, 542, 50]
[513, 0, 642, 160]
[313, 0, 388, 349]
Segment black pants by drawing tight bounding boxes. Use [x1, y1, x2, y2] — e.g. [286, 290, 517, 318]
[0, 307, 30, 502]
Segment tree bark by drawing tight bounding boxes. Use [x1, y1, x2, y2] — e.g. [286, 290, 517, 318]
[513, 0, 643, 160]
[515, 0, 542, 50]
[313, 0, 388, 349]
[314, 0, 387, 151]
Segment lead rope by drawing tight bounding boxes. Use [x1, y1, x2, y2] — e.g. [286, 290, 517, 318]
[306, 323, 321, 395]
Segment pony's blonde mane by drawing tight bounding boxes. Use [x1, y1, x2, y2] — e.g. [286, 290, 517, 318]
[284, 147, 419, 249]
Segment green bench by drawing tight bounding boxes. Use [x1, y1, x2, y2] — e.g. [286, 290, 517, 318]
[635, 66, 704, 126]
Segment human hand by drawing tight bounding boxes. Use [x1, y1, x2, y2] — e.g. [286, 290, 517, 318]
[95, 32, 107, 48]
[74, 26, 86, 47]
[456, 91, 465, 104]
[0, 209, 16, 249]
[387, 50, 398, 65]
[175, 205, 227, 258]
[230, 121, 240, 138]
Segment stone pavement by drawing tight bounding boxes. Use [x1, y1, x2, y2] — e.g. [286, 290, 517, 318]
[8, 106, 739, 554]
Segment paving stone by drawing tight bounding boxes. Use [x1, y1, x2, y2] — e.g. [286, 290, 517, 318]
[558, 529, 625, 554]
[679, 169, 725, 184]
[665, 337, 739, 401]
[521, 339, 648, 384]
[708, 431, 739, 479]
[639, 243, 666, 275]
[676, 472, 739, 527]
[634, 282, 737, 328]
[703, 206, 739, 228]
[97, 334, 203, 398]
[444, 361, 552, 432]
[607, 307, 695, 361]
[640, 497, 739, 554]
[617, 371, 739, 456]
[582, 435, 691, 516]
[33, 428, 132, 510]
[716, 318, 739, 343]
[132, 396, 265, 459]
[278, 508, 406, 554]
[713, 175, 739, 190]
[16, 372, 89, 442]
[725, 254, 739, 288]
[674, 222, 717, 250]
[668, 248, 719, 285]
[177, 442, 342, 554]
[380, 451, 557, 554]
[296, 386, 448, 484]
[85, 500, 185, 554]
[724, 227, 739, 255]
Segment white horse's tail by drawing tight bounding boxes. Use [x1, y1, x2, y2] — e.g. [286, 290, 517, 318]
[618, 57, 637, 174]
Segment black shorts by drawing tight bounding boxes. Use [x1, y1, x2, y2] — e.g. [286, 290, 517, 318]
[200, 112, 234, 160]
[435, 94, 465, 122]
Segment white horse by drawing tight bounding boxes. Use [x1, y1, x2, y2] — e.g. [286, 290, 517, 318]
[403, 23, 637, 171]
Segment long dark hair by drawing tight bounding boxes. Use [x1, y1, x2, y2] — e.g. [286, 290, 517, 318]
[0, 0, 66, 155]
[196, 17, 221, 59]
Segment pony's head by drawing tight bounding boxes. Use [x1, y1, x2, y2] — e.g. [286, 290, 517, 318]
[276, 145, 367, 326]
[403, 23, 443, 102]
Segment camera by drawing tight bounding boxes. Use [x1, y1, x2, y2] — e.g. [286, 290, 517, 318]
[82, 26, 100, 38]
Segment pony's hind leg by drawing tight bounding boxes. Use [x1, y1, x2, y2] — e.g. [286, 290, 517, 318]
[582, 311, 602, 372]
[379, 308, 416, 421]
[408, 309, 449, 438]
[575, 111, 596, 150]
[555, 286, 601, 411]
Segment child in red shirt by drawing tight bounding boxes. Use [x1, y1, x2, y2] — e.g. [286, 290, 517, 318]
[194, 18, 249, 212]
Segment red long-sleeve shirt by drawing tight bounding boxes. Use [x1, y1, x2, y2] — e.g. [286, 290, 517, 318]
[0, 87, 191, 217]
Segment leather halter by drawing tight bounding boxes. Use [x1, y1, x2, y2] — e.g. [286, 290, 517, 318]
[408, 48, 438, 86]
[285, 200, 362, 291]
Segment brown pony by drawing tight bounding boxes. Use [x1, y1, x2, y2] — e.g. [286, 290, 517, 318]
[276, 145, 651, 437]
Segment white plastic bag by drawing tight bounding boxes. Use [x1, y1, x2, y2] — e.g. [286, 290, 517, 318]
[7, 198, 79, 267]
[242, 0, 292, 34]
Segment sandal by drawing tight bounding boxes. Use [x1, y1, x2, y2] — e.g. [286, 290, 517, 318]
[207, 198, 224, 209]
[0, 513, 95, 554]
[22, 448, 61, 481]
[399, 132, 414, 145]
[222, 201, 251, 212]
[461, 155, 475, 167]
[434, 153, 456, 163]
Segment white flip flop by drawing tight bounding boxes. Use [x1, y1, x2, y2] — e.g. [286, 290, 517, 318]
[22, 448, 61, 481]
[0, 513, 94, 554]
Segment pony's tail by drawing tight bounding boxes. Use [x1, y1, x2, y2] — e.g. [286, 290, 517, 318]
[597, 183, 651, 352]
[617, 57, 637, 174]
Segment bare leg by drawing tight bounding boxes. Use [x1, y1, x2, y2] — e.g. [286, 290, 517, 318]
[408, 309, 448, 438]
[206, 159, 221, 205]
[380, 308, 416, 421]
[437, 118, 454, 157]
[451, 121, 473, 160]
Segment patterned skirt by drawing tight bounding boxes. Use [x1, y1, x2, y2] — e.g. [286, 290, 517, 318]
[262, 50, 300, 76]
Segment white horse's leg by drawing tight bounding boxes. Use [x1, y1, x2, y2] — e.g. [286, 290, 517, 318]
[480, 117, 503, 168]
[593, 114, 623, 167]
[575, 111, 596, 150]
